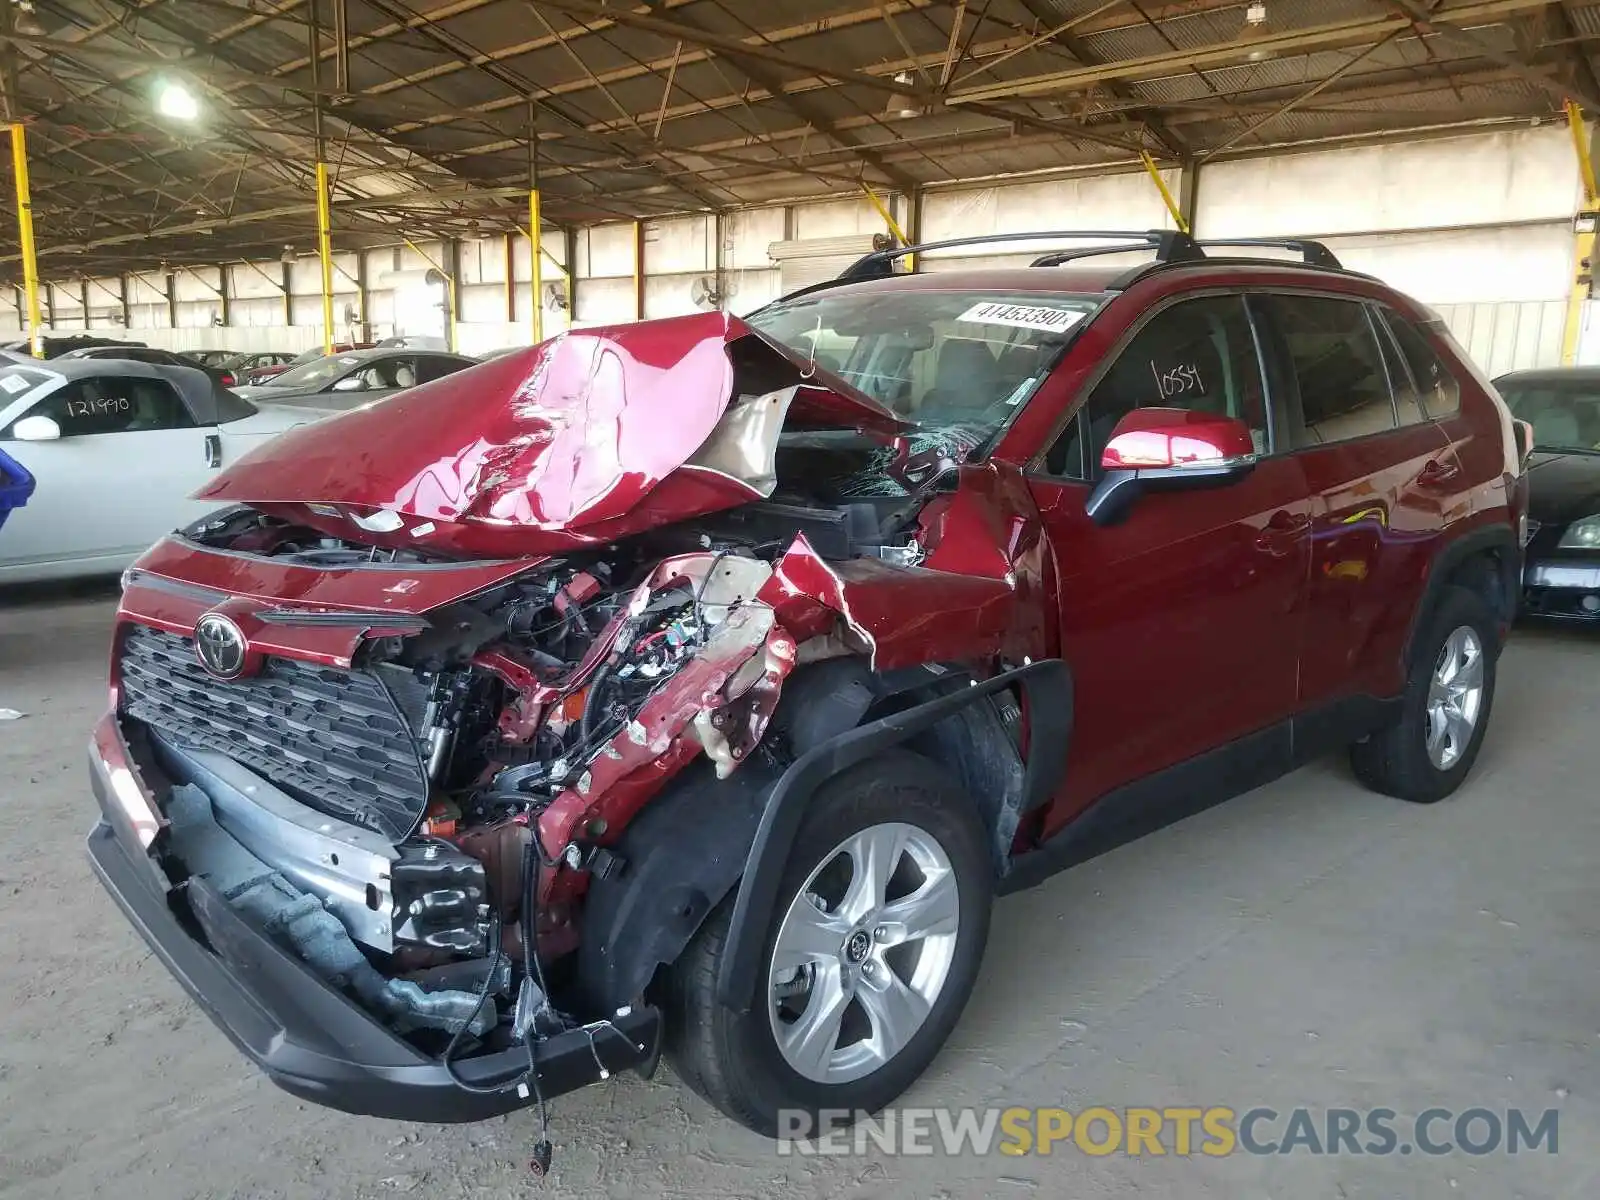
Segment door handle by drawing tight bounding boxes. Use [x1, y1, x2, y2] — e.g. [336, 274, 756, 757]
[204, 433, 222, 469]
[1255, 510, 1309, 556]
[1417, 457, 1459, 487]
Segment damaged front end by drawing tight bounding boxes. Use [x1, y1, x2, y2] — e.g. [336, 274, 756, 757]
[87, 310, 1045, 1128]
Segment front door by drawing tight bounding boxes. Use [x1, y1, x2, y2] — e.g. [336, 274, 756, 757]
[0, 374, 218, 577]
[1026, 293, 1312, 833]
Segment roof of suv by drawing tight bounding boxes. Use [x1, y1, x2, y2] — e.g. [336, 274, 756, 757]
[778, 258, 1392, 305]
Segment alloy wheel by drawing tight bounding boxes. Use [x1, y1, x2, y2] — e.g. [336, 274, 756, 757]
[1426, 624, 1484, 770]
[767, 822, 960, 1084]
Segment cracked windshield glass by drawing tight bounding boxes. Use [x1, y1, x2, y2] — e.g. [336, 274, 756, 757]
[747, 288, 1100, 495]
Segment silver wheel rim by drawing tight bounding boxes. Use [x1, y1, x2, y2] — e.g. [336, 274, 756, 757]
[767, 822, 959, 1085]
[1426, 625, 1484, 770]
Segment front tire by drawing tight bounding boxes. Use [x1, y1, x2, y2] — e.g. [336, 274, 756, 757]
[661, 750, 992, 1138]
[1351, 584, 1498, 803]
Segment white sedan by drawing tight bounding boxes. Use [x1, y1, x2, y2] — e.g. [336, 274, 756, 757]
[0, 358, 332, 584]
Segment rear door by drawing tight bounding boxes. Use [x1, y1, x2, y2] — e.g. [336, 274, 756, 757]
[1256, 293, 1454, 705]
[0, 373, 219, 575]
[1026, 293, 1312, 823]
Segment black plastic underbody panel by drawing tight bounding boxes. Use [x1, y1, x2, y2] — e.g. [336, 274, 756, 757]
[118, 624, 429, 841]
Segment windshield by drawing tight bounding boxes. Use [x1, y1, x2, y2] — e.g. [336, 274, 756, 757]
[747, 288, 1100, 455]
[0, 364, 57, 403]
[1497, 377, 1600, 453]
[262, 353, 361, 390]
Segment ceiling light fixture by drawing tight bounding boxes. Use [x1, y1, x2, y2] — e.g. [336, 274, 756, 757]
[886, 71, 923, 120]
[12, 1, 46, 38]
[1242, 2, 1275, 62]
[154, 78, 200, 121]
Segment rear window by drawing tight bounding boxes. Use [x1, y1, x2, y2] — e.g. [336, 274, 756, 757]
[1270, 295, 1397, 447]
[748, 289, 1101, 453]
[1381, 309, 1461, 420]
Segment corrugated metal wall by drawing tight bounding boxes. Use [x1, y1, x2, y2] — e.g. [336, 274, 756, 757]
[1, 127, 1583, 377]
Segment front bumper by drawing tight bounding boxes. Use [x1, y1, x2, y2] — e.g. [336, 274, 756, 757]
[86, 717, 661, 1123]
[1521, 558, 1600, 621]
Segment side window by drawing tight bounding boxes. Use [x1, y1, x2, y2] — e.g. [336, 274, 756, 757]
[1271, 296, 1396, 448]
[386, 356, 418, 388]
[1043, 295, 1269, 479]
[417, 355, 465, 384]
[1381, 309, 1461, 419]
[7, 376, 194, 437]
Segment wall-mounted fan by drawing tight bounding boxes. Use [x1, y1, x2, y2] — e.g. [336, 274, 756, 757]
[690, 275, 723, 309]
[543, 281, 570, 311]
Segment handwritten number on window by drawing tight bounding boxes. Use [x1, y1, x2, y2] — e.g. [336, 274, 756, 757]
[1150, 361, 1203, 400]
[64, 396, 131, 419]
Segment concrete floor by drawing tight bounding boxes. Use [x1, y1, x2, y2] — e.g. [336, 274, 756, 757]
[0, 584, 1595, 1200]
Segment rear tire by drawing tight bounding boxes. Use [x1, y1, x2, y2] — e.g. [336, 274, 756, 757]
[661, 750, 991, 1138]
[1350, 585, 1498, 804]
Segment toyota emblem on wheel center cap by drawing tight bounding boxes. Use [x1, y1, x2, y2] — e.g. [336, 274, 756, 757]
[844, 930, 872, 964]
[194, 613, 248, 679]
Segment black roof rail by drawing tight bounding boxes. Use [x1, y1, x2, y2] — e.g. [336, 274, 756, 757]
[1194, 237, 1343, 269]
[836, 229, 1202, 282]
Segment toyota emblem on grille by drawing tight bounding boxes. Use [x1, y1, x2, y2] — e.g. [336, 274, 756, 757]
[194, 613, 248, 679]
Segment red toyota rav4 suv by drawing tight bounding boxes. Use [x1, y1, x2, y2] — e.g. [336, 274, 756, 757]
[86, 231, 1521, 1163]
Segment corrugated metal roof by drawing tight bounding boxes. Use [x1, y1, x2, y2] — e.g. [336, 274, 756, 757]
[4, 0, 1582, 274]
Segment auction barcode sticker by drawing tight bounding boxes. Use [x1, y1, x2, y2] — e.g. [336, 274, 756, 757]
[957, 301, 1087, 333]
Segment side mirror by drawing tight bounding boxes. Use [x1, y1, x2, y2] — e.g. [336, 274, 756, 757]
[1086, 407, 1257, 526]
[1512, 418, 1534, 467]
[11, 415, 61, 442]
[331, 375, 367, 392]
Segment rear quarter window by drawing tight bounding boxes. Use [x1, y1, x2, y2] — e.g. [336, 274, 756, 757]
[1381, 309, 1461, 420]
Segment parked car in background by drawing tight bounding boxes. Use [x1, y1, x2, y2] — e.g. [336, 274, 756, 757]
[243, 341, 376, 384]
[232, 346, 477, 408]
[0, 359, 333, 584]
[57, 343, 242, 389]
[0, 335, 148, 359]
[219, 350, 296, 381]
[1494, 366, 1600, 621]
[86, 230, 1521, 1149]
[185, 350, 236, 368]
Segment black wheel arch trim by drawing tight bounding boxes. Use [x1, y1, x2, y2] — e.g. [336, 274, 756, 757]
[714, 658, 1072, 1013]
[1403, 523, 1520, 667]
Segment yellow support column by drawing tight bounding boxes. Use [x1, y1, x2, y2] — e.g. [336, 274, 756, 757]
[864, 185, 912, 270]
[315, 161, 335, 354]
[1564, 101, 1599, 366]
[632, 220, 645, 321]
[1141, 152, 1190, 235]
[529, 190, 543, 345]
[9, 124, 42, 357]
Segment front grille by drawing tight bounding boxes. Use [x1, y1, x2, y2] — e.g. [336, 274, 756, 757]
[119, 624, 429, 841]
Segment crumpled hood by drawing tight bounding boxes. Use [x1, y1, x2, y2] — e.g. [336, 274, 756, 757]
[194, 312, 904, 558]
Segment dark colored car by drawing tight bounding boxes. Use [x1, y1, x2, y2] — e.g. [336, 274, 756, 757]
[243, 342, 376, 384]
[218, 350, 296, 380]
[1494, 366, 1600, 619]
[57, 344, 242, 389]
[232, 347, 478, 409]
[86, 231, 1521, 1158]
[1, 334, 146, 359]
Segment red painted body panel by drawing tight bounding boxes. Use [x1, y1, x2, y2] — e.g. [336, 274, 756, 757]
[1028, 455, 1313, 829]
